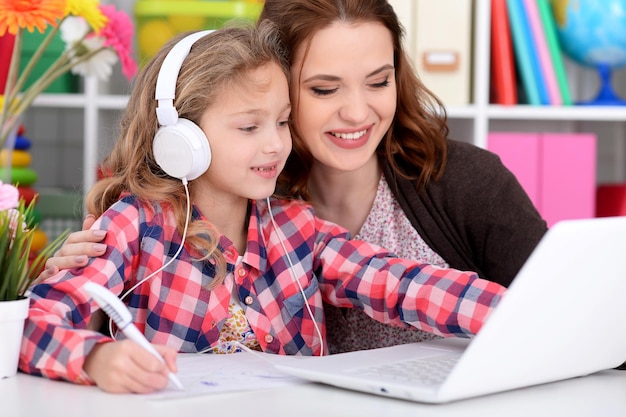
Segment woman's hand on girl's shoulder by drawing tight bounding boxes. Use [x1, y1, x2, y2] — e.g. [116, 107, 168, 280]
[35, 215, 108, 284]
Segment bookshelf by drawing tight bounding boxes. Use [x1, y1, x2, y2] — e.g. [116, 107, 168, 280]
[26, 0, 626, 199]
[408, 0, 626, 184]
[31, 78, 128, 197]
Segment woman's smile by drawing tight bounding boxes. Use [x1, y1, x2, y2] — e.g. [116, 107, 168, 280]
[326, 126, 372, 149]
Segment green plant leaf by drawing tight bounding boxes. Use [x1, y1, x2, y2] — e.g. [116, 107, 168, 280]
[0, 197, 71, 301]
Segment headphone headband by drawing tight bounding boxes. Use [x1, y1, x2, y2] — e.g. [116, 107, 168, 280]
[153, 29, 214, 182]
[155, 30, 215, 126]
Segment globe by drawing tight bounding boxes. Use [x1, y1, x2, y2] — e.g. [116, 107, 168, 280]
[553, 0, 626, 105]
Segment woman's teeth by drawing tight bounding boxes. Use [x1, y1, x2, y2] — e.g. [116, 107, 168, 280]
[331, 129, 367, 140]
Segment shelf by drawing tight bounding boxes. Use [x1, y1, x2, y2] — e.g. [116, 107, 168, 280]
[33, 94, 626, 122]
[448, 104, 626, 122]
[32, 94, 128, 110]
[486, 105, 626, 121]
[32, 94, 87, 108]
[24, 0, 626, 195]
[445, 106, 478, 119]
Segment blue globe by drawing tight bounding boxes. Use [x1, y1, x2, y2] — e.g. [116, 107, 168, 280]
[553, 0, 626, 104]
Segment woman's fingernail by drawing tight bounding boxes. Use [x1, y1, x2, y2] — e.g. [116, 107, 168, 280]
[93, 243, 107, 252]
[85, 214, 96, 220]
[75, 255, 88, 263]
[93, 230, 106, 237]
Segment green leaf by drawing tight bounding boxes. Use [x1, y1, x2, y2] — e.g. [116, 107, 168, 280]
[0, 196, 71, 301]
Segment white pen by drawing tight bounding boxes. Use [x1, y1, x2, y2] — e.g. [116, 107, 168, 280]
[83, 282, 184, 390]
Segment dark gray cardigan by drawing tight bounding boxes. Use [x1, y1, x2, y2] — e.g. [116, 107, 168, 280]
[324, 139, 549, 354]
[383, 139, 548, 287]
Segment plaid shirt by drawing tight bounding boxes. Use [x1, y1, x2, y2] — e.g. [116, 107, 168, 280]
[20, 196, 505, 384]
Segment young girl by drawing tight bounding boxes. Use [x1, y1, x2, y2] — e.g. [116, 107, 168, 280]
[20, 22, 505, 394]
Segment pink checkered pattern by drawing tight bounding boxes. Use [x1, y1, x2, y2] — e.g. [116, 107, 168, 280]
[20, 196, 505, 384]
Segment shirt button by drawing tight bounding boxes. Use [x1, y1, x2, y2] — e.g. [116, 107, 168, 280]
[238, 268, 246, 277]
[244, 295, 254, 305]
[264, 334, 274, 343]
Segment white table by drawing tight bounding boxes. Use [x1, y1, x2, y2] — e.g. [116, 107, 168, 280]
[3, 368, 626, 417]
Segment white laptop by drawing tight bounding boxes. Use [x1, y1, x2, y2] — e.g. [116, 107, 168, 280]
[274, 216, 626, 403]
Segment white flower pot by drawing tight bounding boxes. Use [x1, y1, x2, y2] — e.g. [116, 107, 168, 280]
[0, 297, 29, 378]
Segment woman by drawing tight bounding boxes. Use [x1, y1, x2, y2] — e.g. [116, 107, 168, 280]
[41, 0, 547, 354]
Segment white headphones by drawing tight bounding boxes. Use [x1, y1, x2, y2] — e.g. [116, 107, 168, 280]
[153, 30, 214, 181]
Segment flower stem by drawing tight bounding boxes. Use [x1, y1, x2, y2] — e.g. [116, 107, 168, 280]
[1, 24, 109, 148]
[11, 20, 64, 101]
[11, 46, 107, 118]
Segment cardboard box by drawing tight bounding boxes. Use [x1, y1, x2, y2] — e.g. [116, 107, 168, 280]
[414, 0, 473, 105]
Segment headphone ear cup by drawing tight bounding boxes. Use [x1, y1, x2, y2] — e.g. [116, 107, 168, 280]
[153, 118, 212, 181]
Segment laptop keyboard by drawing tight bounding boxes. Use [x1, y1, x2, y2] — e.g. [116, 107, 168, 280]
[351, 355, 460, 386]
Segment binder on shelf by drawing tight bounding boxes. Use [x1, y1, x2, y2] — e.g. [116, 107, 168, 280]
[596, 184, 626, 217]
[487, 133, 541, 207]
[506, 0, 543, 105]
[523, 0, 562, 105]
[540, 133, 596, 225]
[488, 132, 596, 227]
[387, 0, 416, 61]
[519, 0, 550, 104]
[490, 0, 518, 105]
[414, 0, 473, 106]
[536, 0, 573, 105]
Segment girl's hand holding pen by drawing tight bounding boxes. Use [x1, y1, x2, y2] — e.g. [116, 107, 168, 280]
[83, 340, 179, 394]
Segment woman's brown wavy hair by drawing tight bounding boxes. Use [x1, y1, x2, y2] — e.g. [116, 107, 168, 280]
[260, 0, 449, 200]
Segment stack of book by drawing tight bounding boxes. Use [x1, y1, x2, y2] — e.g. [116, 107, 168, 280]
[490, 0, 572, 105]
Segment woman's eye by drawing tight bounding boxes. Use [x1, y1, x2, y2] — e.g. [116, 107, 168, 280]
[311, 87, 337, 96]
[371, 78, 390, 89]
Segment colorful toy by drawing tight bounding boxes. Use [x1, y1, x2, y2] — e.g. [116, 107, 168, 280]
[0, 125, 49, 254]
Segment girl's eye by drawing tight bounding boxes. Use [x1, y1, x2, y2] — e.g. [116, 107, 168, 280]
[371, 78, 390, 89]
[311, 87, 338, 96]
[240, 125, 258, 133]
[278, 119, 290, 128]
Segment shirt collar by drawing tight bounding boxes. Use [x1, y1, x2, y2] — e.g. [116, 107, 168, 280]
[244, 199, 270, 274]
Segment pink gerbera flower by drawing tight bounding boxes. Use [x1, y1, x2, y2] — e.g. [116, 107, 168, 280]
[98, 4, 137, 80]
[0, 181, 19, 211]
